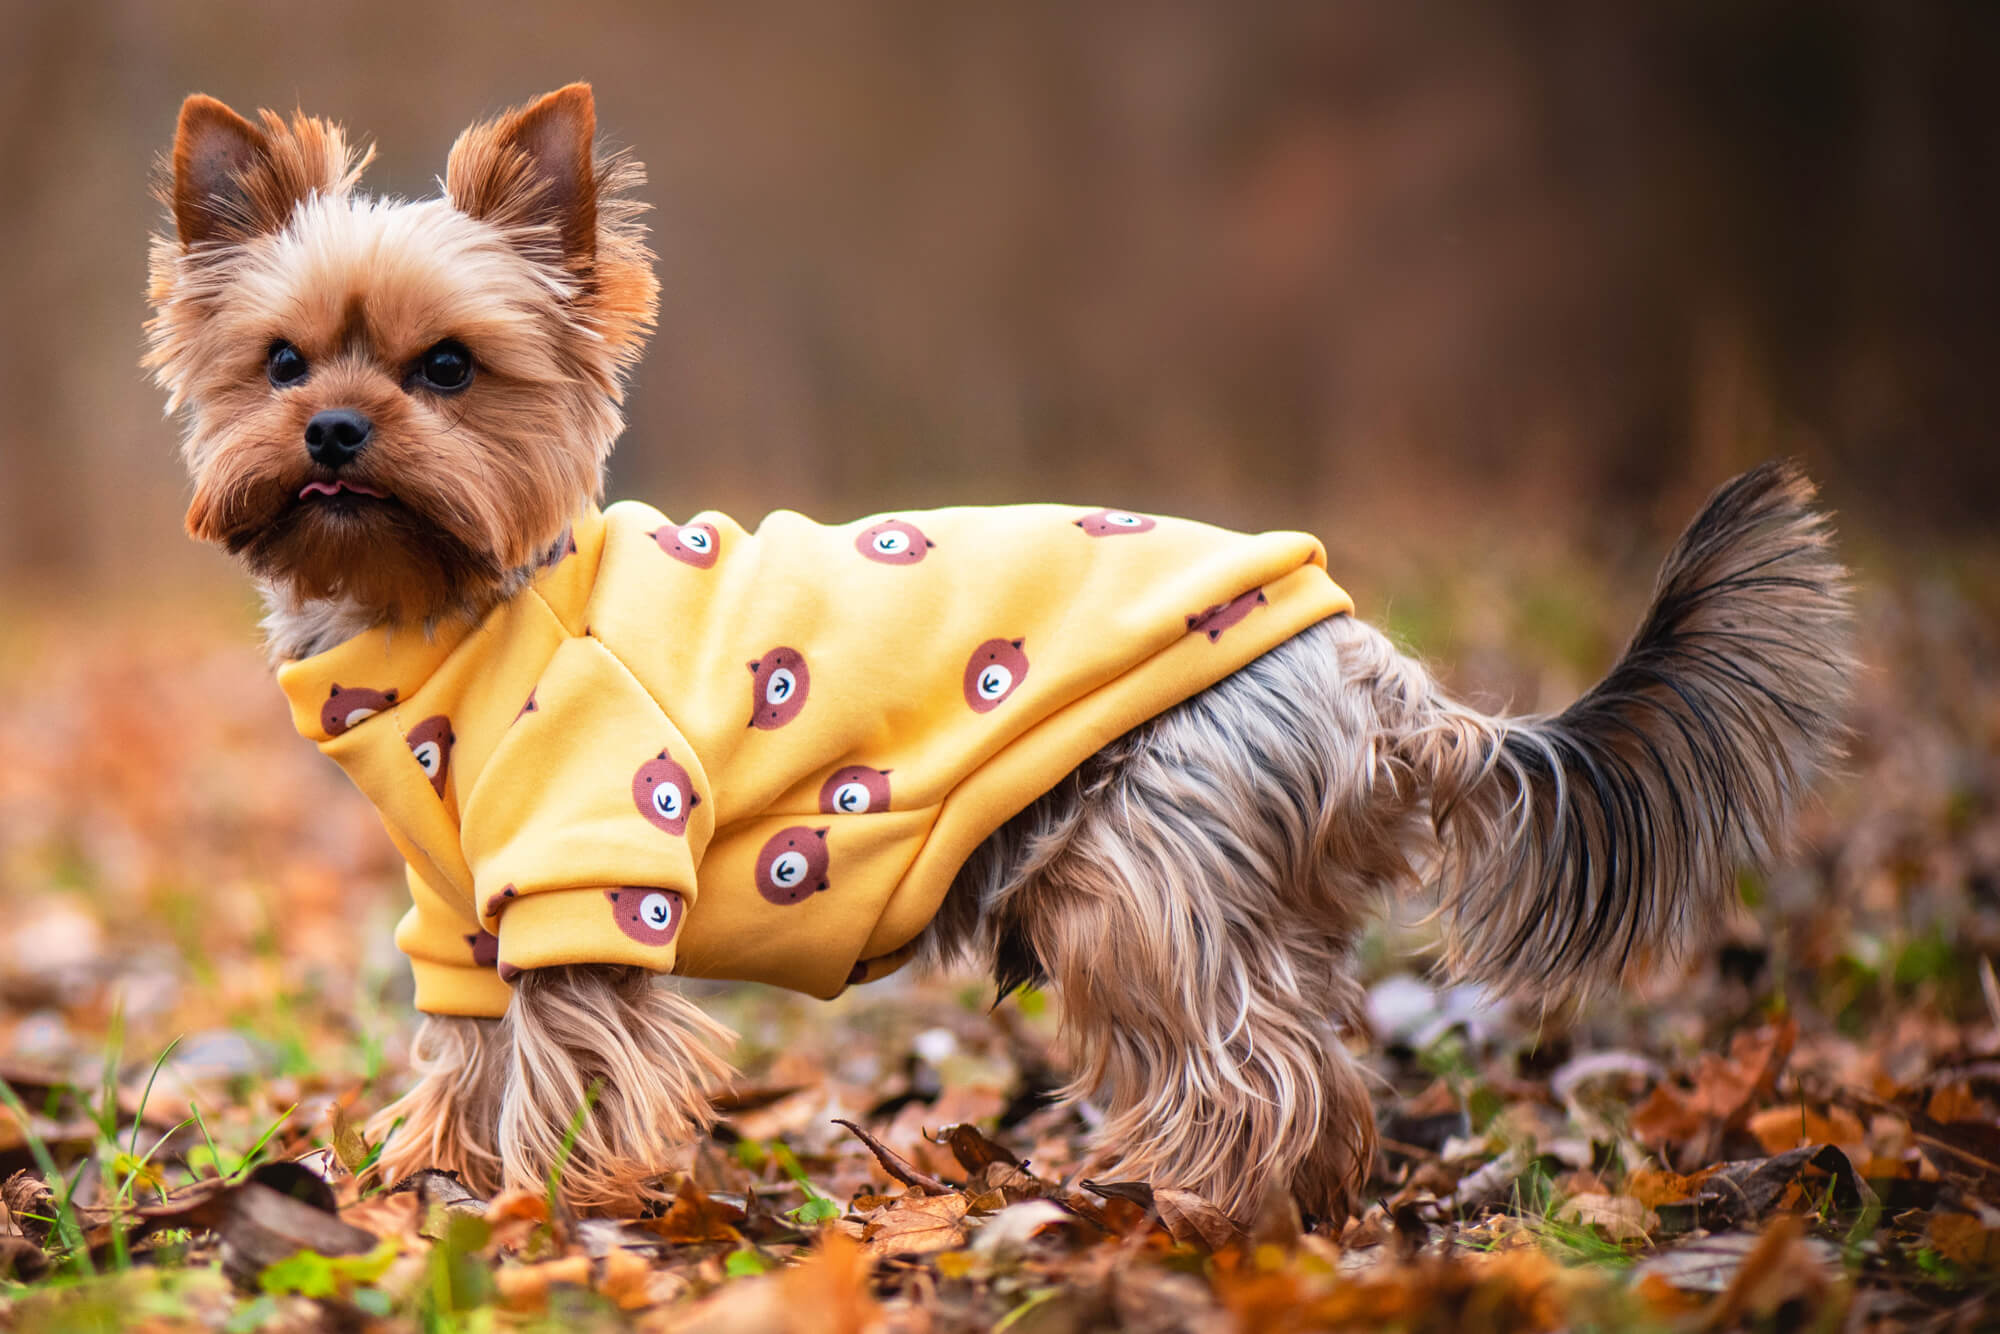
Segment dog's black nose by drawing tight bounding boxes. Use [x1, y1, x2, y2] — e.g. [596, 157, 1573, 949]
[304, 409, 372, 467]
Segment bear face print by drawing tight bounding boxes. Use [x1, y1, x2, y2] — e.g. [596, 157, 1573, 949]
[484, 885, 518, 920]
[1074, 508, 1155, 536]
[405, 715, 454, 797]
[651, 521, 720, 569]
[854, 519, 934, 565]
[514, 688, 538, 722]
[632, 752, 700, 836]
[964, 638, 1029, 712]
[465, 929, 499, 968]
[605, 888, 684, 945]
[748, 648, 810, 729]
[321, 684, 397, 736]
[819, 765, 892, 815]
[755, 826, 830, 905]
[1186, 588, 1268, 642]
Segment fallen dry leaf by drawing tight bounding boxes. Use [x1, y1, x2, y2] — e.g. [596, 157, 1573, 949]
[779, 1230, 885, 1334]
[1153, 1188, 1242, 1250]
[1631, 1227, 1843, 1295]
[858, 1191, 971, 1257]
[641, 1175, 746, 1246]
[935, 1121, 1021, 1173]
[494, 1255, 594, 1312]
[1553, 1192, 1657, 1244]
[1929, 1201, 2000, 1269]
[0, 547, 1993, 1332]
[1746, 1103, 1867, 1158]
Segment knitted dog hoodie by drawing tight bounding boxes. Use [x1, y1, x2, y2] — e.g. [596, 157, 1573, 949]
[277, 502, 1353, 1017]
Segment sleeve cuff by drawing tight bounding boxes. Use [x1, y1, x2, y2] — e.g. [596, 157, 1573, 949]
[409, 957, 516, 1018]
[495, 885, 686, 976]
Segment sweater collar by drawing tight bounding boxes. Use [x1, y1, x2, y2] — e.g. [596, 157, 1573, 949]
[274, 505, 603, 744]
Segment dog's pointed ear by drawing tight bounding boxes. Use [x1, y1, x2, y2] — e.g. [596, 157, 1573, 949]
[168, 94, 366, 246]
[171, 96, 266, 244]
[447, 84, 598, 265]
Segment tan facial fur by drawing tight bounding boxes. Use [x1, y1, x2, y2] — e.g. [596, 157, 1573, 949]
[146, 87, 658, 645]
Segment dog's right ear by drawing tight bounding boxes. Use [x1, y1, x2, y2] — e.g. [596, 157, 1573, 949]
[167, 94, 368, 247]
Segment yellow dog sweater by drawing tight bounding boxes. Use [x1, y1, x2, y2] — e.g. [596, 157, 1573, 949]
[277, 502, 1353, 1017]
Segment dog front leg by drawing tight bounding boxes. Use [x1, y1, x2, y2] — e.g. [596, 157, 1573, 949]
[367, 1013, 509, 1196]
[499, 964, 735, 1213]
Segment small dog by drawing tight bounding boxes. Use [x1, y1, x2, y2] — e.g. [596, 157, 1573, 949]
[146, 84, 1853, 1222]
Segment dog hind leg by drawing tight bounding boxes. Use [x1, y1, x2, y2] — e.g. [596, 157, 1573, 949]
[966, 619, 1405, 1225]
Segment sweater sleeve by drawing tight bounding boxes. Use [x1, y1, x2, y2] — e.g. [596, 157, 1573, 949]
[395, 863, 516, 1018]
[457, 635, 712, 979]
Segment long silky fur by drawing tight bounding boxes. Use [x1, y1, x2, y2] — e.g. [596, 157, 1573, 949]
[498, 967, 734, 1213]
[921, 617, 1403, 1224]
[365, 1014, 509, 1195]
[1402, 461, 1853, 994]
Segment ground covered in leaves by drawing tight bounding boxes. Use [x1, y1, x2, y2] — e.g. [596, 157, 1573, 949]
[1, 544, 1997, 1332]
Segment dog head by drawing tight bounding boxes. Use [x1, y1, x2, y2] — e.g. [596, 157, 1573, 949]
[146, 85, 658, 626]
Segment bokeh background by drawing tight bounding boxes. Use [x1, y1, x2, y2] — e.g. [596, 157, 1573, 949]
[3, 0, 1997, 589]
[0, 3, 1995, 1116]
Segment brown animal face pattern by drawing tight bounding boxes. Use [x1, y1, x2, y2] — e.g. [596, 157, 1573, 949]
[755, 826, 830, 904]
[748, 648, 810, 729]
[465, 929, 499, 968]
[819, 765, 891, 815]
[1075, 508, 1155, 536]
[605, 887, 684, 945]
[632, 752, 699, 836]
[405, 715, 454, 796]
[964, 638, 1029, 713]
[652, 521, 719, 569]
[378, 505, 1281, 977]
[1187, 588, 1268, 642]
[321, 684, 397, 736]
[854, 519, 933, 565]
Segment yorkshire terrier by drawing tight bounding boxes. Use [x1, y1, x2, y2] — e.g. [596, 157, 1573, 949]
[146, 84, 1853, 1222]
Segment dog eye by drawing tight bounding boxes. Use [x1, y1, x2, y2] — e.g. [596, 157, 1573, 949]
[415, 340, 473, 392]
[267, 342, 308, 387]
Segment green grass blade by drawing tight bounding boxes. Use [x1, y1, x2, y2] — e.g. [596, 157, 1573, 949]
[126, 1034, 184, 1158]
[0, 1073, 95, 1276]
[231, 1102, 299, 1179]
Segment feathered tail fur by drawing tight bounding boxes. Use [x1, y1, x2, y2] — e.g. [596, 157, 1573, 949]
[1396, 461, 1853, 995]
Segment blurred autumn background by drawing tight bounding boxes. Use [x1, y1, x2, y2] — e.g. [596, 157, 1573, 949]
[2, 3, 1999, 1330]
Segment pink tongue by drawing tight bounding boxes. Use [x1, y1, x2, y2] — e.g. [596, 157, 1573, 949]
[299, 480, 387, 499]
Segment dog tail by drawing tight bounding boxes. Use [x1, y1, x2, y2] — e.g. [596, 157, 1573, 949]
[1399, 461, 1853, 998]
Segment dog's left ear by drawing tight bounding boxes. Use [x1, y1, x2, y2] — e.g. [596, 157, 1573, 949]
[447, 84, 598, 266]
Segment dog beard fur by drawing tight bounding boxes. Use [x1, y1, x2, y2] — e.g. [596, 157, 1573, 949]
[149, 89, 1853, 1222]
